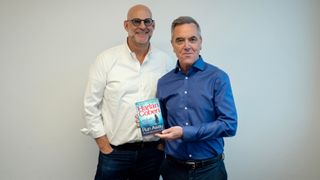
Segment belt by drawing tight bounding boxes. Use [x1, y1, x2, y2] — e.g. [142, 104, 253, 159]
[111, 141, 160, 150]
[166, 154, 224, 169]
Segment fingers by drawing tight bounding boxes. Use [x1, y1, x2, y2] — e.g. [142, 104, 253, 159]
[135, 114, 140, 127]
[155, 126, 183, 140]
[155, 130, 174, 140]
[161, 129, 170, 134]
[154, 133, 163, 138]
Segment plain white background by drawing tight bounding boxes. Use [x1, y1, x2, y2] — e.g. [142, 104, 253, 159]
[0, 0, 319, 179]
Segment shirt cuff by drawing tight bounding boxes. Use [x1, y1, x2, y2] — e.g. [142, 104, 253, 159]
[80, 128, 106, 139]
[181, 126, 197, 142]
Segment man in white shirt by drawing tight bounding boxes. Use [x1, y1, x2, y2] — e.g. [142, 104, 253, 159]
[81, 4, 173, 180]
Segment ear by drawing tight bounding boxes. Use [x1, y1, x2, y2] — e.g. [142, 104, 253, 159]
[171, 40, 177, 54]
[170, 39, 174, 49]
[124, 20, 129, 32]
[152, 21, 155, 29]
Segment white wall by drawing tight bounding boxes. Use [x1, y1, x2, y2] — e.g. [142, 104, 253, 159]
[0, 0, 319, 179]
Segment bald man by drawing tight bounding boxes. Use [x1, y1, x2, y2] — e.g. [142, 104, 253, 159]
[82, 4, 173, 180]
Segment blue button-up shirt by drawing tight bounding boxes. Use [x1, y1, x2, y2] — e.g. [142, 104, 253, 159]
[156, 56, 237, 160]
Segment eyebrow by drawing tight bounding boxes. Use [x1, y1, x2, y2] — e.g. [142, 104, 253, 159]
[175, 36, 198, 40]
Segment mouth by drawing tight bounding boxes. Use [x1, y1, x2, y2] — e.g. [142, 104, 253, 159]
[134, 31, 150, 43]
[135, 31, 150, 39]
[136, 29, 149, 34]
[136, 31, 149, 38]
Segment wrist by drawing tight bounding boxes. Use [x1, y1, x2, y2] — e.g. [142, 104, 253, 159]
[100, 145, 113, 154]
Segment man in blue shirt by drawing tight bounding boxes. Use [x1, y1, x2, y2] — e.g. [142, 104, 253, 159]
[156, 16, 238, 180]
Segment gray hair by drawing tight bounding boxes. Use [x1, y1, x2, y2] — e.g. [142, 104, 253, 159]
[171, 16, 201, 38]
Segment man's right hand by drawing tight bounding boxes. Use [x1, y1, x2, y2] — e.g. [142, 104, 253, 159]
[100, 145, 113, 154]
[95, 135, 113, 154]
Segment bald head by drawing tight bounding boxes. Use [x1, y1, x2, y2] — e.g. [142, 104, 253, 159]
[127, 4, 152, 20]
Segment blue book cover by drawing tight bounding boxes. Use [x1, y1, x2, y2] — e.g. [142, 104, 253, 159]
[135, 98, 164, 136]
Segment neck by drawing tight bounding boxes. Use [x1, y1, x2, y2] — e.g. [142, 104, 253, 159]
[127, 39, 150, 64]
[179, 63, 191, 74]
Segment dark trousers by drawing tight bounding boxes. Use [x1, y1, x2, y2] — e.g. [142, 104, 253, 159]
[94, 142, 164, 180]
[160, 155, 227, 180]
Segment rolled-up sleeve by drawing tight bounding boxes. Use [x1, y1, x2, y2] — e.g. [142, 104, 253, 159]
[81, 57, 108, 138]
[81, 79, 106, 138]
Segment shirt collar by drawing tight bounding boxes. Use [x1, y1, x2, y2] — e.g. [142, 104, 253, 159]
[174, 55, 205, 73]
[124, 40, 152, 59]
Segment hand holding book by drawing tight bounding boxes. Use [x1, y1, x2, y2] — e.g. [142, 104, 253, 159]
[155, 126, 183, 140]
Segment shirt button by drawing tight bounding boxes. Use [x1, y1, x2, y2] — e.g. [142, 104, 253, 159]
[184, 91, 187, 94]
[189, 154, 192, 158]
[185, 77, 188, 80]
[185, 122, 189, 125]
[184, 107, 188, 110]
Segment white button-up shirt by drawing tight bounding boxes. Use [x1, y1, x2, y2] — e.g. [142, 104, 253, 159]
[81, 43, 174, 145]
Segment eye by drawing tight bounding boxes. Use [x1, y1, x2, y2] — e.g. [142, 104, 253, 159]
[131, 19, 142, 26]
[143, 18, 154, 26]
[189, 37, 198, 43]
[175, 38, 184, 44]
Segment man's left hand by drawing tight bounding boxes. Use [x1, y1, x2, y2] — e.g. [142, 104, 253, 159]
[155, 126, 183, 140]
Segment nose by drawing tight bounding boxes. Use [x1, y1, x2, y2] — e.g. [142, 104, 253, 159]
[183, 40, 191, 50]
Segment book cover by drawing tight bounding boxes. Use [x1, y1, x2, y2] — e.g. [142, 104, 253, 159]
[135, 98, 164, 136]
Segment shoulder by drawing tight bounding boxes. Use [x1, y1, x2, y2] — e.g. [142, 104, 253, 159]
[150, 47, 176, 71]
[205, 62, 229, 80]
[150, 46, 168, 56]
[98, 44, 126, 59]
[90, 44, 126, 73]
[158, 68, 176, 84]
[150, 47, 173, 61]
[96, 44, 127, 63]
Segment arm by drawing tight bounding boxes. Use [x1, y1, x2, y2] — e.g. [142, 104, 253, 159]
[82, 55, 113, 152]
[182, 73, 238, 142]
[156, 73, 238, 142]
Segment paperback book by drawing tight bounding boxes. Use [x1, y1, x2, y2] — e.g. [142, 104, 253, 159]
[135, 98, 164, 136]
